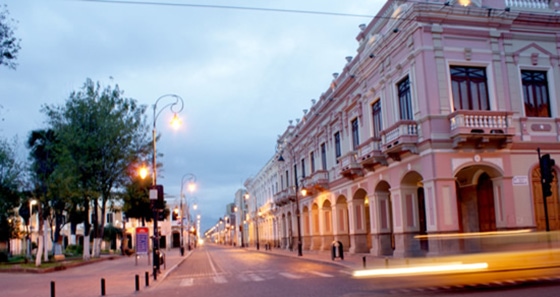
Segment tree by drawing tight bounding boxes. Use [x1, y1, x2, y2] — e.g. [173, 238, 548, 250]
[43, 78, 150, 259]
[0, 137, 24, 257]
[27, 129, 72, 262]
[0, 4, 21, 70]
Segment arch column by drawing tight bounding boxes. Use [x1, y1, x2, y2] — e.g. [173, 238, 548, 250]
[302, 206, 311, 250]
[370, 190, 393, 256]
[319, 202, 334, 251]
[333, 197, 350, 251]
[348, 199, 369, 253]
[310, 204, 321, 250]
[391, 185, 427, 258]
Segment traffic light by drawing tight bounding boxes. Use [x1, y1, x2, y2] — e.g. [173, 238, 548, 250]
[540, 154, 556, 197]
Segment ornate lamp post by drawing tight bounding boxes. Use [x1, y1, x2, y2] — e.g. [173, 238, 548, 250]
[150, 94, 184, 279]
[180, 173, 196, 255]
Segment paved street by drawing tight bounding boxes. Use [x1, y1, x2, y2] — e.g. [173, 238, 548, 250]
[3, 243, 560, 297]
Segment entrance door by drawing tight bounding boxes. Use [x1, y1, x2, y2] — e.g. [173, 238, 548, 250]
[477, 173, 496, 232]
[533, 167, 559, 230]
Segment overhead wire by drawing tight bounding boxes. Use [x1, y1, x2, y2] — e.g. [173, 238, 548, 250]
[69, 0, 376, 19]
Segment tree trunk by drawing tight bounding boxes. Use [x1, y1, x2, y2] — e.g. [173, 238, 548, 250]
[83, 197, 90, 260]
[35, 204, 43, 267]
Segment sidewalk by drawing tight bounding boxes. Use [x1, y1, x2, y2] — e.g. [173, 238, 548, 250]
[245, 245, 385, 271]
[0, 248, 191, 297]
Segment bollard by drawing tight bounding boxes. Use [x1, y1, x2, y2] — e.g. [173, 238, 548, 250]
[135, 275, 140, 291]
[101, 278, 106, 296]
[51, 281, 55, 297]
[385, 257, 389, 268]
[145, 271, 150, 287]
[362, 256, 366, 268]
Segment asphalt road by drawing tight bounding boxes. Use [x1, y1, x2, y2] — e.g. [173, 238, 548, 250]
[136, 245, 560, 297]
[3, 244, 560, 297]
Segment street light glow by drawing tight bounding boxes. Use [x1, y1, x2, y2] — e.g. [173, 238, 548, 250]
[170, 113, 182, 130]
[138, 165, 149, 180]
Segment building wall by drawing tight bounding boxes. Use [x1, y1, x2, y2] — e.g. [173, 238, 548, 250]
[242, 0, 560, 257]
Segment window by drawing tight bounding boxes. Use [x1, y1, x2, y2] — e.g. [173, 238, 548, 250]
[321, 142, 327, 170]
[351, 118, 359, 150]
[106, 213, 113, 224]
[398, 76, 413, 120]
[450, 66, 490, 111]
[285, 170, 289, 187]
[522, 70, 551, 117]
[310, 151, 315, 173]
[371, 100, 382, 139]
[334, 131, 341, 159]
[301, 158, 306, 178]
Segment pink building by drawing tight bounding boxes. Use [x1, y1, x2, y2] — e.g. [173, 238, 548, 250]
[244, 0, 560, 257]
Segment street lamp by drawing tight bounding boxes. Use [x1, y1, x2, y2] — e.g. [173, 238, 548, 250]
[180, 173, 196, 253]
[150, 94, 184, 279]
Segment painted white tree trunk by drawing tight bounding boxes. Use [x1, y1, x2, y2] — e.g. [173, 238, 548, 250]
[83, 235, 90, 260]
[43, 223, 48, 262]
[93, 238, 101, 257]
[35, 232, 43, 267]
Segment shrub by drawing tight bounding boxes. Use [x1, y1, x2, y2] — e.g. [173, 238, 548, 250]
[64, 244, 83, 256]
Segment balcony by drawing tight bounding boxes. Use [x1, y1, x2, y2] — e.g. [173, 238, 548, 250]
[273, 188, 295, 207]
[303, 170, 329, 192]
[449, 110, 515, 149]
[338, 152, 364, 179]
[505, 0, 552, 11]
[381, 120, 419, 161]
[357, 137, 388, 171]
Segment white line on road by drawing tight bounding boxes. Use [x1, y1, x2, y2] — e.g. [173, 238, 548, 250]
[214, 276, 228, 283]
[247, 273, 265, 281]
[308, 271, 334, 277]
[180, 278, 194, 287]
[279, 272, 302, 279]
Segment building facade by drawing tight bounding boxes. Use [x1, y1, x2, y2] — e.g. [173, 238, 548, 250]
[244, 0, 560, 258]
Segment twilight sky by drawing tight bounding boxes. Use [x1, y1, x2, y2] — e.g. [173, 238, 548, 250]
[0, 0, 384, 231]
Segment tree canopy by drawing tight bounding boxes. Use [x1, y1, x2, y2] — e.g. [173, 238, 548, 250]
[42, 78, 151, 258]
[0, 4, 21, 70]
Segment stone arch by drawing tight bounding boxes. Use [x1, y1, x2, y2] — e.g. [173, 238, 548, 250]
[302, 205, 311, 250]
[455, 163, 503, 234]
[400, 171, 428, 253]
[334, 195, 350, 251]
[371, 180, 393, 256]
[350, 188, 371, 253]
[320, 199, 334, 250]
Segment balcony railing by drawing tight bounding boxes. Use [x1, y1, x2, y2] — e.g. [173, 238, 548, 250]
[273, 188, 295, 206]
[304, 170, 329, 191]
[448, 110, 515, 148]
[381, 120, 419, 160]
[357, 137, 387, 171]
[338, 152, 364, 179]
[505, 0, 551, 10]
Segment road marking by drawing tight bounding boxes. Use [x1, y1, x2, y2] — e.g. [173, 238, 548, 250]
[279, 272, 302, 279]
[214, 276, 227, 283]
[180, 278, 193, 287]
[308, 271, 333, 278]
[247, 273, 264, 281]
